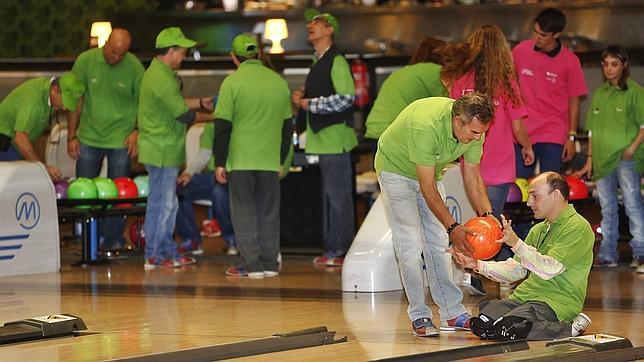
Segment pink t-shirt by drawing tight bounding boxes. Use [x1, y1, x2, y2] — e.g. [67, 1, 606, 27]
[512, 40, 587, 145]
[451, 70, 528, 185]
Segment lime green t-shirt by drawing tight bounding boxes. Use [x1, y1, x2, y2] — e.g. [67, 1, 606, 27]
[510, 205, 594, 321]
[304, 55, 358, 155]
[585, 79, 644, 179]
[0, 77, 52, 141]
[374, 97, 483, 180]
[365, 63, 447, 139]
[199, 122, 216, 171]
[214, 59, 292, 172]
[72, 48, 144, 148]
[137, 58, 189, 167]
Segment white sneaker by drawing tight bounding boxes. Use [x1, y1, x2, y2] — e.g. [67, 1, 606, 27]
[263, 270, 279, 277]
[571, 312, 591, 336]
[637, 263, 644, 274]
[227, 246, 238, 256]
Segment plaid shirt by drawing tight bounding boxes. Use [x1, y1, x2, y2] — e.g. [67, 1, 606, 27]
[309, 94, 354, 115]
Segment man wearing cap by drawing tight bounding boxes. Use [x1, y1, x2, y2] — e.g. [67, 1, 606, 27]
[138, 27, 213, 269]
[214, 34, 292, 278]
[0, 73, 84, 181]
[292, 9, 358, 267]
[67, 28, 145, 251]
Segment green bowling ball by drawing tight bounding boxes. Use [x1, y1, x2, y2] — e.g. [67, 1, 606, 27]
[515, 178, 529, 202]
[67, 177, 98, 208]
[93, 177, 118, 199]
[133, 175, 149, 197]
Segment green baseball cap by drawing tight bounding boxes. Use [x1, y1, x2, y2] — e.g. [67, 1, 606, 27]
[304, 9, 339, 38]
[155, 27, 198, 48]
[58, 72, 85, 112]
[232, 33, 258, 57]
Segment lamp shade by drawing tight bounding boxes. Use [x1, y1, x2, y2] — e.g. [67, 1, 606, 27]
[90, 22, 112, 48]
[264, 19, 288, 54]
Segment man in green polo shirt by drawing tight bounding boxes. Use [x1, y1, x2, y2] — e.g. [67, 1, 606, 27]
[67, 28, 145, 251]
[375, 93, 496, 336]
[365, 37, 447, 152]
[214, 34, 292, 278]
[292, 9, 358, 267]
[0, 72, 84, 181]
[138, 27, 213, 270]
[453, 171, 595, 340]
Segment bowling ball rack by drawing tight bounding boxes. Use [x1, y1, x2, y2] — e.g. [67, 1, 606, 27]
[57, 197, 147, 266]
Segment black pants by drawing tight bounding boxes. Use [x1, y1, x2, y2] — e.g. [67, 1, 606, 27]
[228, 170, 280, 272]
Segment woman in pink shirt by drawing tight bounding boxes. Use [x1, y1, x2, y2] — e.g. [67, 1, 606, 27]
[444, 24, 534, 219]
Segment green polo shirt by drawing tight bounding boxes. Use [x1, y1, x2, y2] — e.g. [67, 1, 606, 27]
[72, 48, 144, 148]
[199, 122, 215, 171]
[138, 58, 189, 167]
[0, 77, 52, 141]
[304, 55, 358, 155]
[214, 59, 292, 172]
[510, 204, 594, 321]
[585, 79, 644, 179]
[375, 97, 483, 180]
[366, 63, 447, 139]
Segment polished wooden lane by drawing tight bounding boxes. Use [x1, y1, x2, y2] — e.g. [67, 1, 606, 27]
[0, 252, 642, 361]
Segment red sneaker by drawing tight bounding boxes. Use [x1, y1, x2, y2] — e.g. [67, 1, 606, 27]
[224, 266, 264, 278]
[144, 258, 176, 270]
[200, 219, 222, 237]
[175, 256, 197, 266]
[441, 312, 471, 331]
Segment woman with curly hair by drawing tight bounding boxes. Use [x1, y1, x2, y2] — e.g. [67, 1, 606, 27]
[446, 24, 534, 219]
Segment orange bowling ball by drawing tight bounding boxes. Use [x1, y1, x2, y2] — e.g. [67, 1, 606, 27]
[464, 216, 503, 260]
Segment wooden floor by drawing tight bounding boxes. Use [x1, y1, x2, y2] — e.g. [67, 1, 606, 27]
[0, 244, 642, 361]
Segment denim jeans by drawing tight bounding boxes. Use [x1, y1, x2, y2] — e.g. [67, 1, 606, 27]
[596, 159, 644, 262]
[379, 171, 467, 323]
[76, 144, 131, 248]
[515, 143, 564, 178]
[487, 183, 511, 218]
[0, 144, 22, 161]
[319, 153, 355, 258]
[176, 171, 235, 246]
[143, 165, 180, 261]
[228, 170, 280, 273]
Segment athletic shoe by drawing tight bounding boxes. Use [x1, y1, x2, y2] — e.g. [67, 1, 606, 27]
[593, 258, 618, 268]
[263, 270, 279, 277]
[411, 317, 440, 337]
[313, 256, 343, 267]
[571, 312, 591, 336]
[441, 312, 471, 331]
[144, 258, 176, 270]
[226, 246, 238, 256]
[200, 219, 222, 237]
[637, 263, 644, 274]
[471, 314, 496, 340]
[225, 266, 264, 278]
[177, 240, 203, 255]
[461, 273, 487, 296]
[493, 316, 533, 340]
[175, 256, 197, 267]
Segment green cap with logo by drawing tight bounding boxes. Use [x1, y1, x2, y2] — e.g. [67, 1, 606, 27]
[232, 33, 258, 57]
[155, 27, 198, 48]
[59, 72, 85, 112]
[304, 9, 339, 38]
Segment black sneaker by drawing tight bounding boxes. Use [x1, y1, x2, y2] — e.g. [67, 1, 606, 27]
[461, 273, 487, 296]
[471, 314, 496, 340]
[493, 316, 533, 340]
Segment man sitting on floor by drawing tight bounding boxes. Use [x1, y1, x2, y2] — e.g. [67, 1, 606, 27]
[452, 171, 594, 340]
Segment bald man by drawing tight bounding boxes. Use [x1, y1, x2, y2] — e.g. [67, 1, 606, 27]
[68, 28, 145, 251]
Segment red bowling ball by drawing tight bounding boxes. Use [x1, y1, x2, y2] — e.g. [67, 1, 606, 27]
[565, 176, 589, 200]
[464, 216, 503, 260]
[113, 177, 139, 208]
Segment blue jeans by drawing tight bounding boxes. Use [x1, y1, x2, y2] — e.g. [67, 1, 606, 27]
[143, 165, 180, 261]
[488, 183, 513, 261]
[176, 171, 235, 246]
[0, 145, 22, 161]
[379, 171, 467, 323]
[76, 144, 131, 248]
[596, 160, 644, 263]
[319, 153, 355, 258]
[515, 143, 564, 178]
